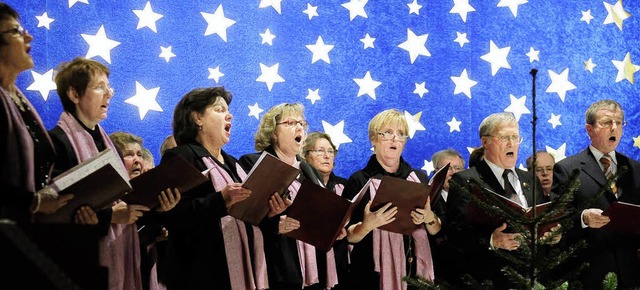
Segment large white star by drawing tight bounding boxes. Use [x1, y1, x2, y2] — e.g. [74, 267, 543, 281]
[201, 4, 236, 42]
[603, 0, 630, 31]
[303, 3, 319, 19]
[306, 88, 321, 104]
[404, 111, 426, 138]
[81, 25, 121, 64]
[612, 52, 640, 84]
[35, 12, 54, 29]
[584, 58, 597, 73]
[306, 36, 334, 64]
[413, 82, 428, 98]
[133, 1, 163, 33]
[450, 0, 475, 22]
[480, 40, 511, 76]
[398, 28, 430, 64]
[322, 120, 352, 149]
[407, 0, 422, 15]
[454, 32, 469, 47]
[548, 113, 562, 129]
[581, 9, 594, 24]
[421, 160, 435, 176]
[451, 69, 477, 99]
[256, 63, 285, 91]
[260, 29, 276, 45]
[124, 81, 163, 120]
[447, 117, 462, 133]
[248, 102, 264, 120]
[353, 71, 381, 100]
[342, 0, 368, 21]
[546, 68, 576, 102]
[208, 66, 224, 83]
[545, 143, 567, 162]
[68, 0, 88, 8]
[361, 33, 376, 49]
[526, 47, 539, 63]
[259, 0, 283, 14]
[504, 94, 530, 122]
[497, 0, 528, 17]
[159, 46, 175, 62]
[26, 69, 56, 101]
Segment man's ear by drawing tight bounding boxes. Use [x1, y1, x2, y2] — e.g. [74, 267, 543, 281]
[67, 87, 80, 104]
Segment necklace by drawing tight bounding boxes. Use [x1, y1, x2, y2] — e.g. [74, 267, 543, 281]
[9, 90, 26, 112]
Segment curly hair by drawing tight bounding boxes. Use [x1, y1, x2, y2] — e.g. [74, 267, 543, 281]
[254, 103, 305, 152]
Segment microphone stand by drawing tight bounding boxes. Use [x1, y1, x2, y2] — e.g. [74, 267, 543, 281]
[529, 68, 538, 285]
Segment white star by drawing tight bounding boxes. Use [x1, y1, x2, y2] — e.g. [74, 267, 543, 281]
[584, 58, 597, 73]
[413, 82, 428, 98]
[421, 160, 435, 176]
[497, 0, 528, 17]
[322, 120, 352, 149]
[124, 82, 163, 120]
[303, 3, 319, 20]
[208, 66, 224, 83]
[447, 117, 462, 133]
[306, 36, 334, 64]
[546, 68, 576, 102]
[612, 52, 640, 84]
[398, 28, 430, 64]
[581, 9, 594, 24]
[545, 143, 567, 162]
[548, 113, 562, 129]
[159, 46, 175, 62]
[306, 88, 321, 104]
[201, 4, 236, 42]
[466, 147, 476, 155]
[603, 0, 630, 31]
[633, 136, 640, 150]
[353, 71, 381, 100]
[26, 69, 56, 101]
[256, 63, 285, 91]
[450, 0, 475, 22]
[248, 102, 264, 120]
[361, 33, 376, 49]
[451, 69, 477, 99]
[526, 47, 539, 63]
[404, 111, 426, 138]
[68, 0, 88, 8]
[504, 94, 531, 122]
[133, 1, 163, 33]
[259, 0, 283, 14]
[342, 0, 368, 21]
[407, 0, 422, 15]
[81, 25, 121, 64]
[35, 12, 54, 29]
[453, 32, 469, 47]
[260, 28, 276, 45]
[480, 40, 511, 76]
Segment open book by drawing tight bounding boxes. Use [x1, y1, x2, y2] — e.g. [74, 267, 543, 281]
[370, 175, 430, 235]
[602, 201, 640, 233]
[285, 179, 370, 251]
[228, 151, 301, 225]
[428, 163, 450, 206]
[37, 148, 131, 223]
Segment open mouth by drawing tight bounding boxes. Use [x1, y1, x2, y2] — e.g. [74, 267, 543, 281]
[225, 123, 231, 133]
[294, 135, 302, 143]
[506, 151, 514, 157]
[609, 136, 617, 142]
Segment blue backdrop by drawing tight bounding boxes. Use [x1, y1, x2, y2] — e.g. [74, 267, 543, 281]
[7, 0, 640, 179]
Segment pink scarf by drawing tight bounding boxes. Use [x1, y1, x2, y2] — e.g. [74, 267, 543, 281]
[57, 111, 143, 290]
[369, 172, 434, 290]
[203, 156, 269, 290]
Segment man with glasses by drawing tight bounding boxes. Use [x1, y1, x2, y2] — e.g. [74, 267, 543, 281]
[526, 151, 555, 197]
[445, 112, 547, 288]
[552, 99, 640, 288]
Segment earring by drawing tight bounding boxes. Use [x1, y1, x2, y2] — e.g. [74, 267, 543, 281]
[198, 124, 203, 130]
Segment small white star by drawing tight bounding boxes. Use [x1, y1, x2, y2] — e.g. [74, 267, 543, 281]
[208, 66, 224, 83]
[125, 81, 163, 120]
[546, 68, 576, 102]
[603, 0, 630, 31]
[68, 0, 88, 8]
[259, 0, 283, 14]
[260, 28, 276, 45]
[404, 111, 426, 138]
[451, 69, 477, 99]
[480, 40, 511, 76]
[306, 36, 334, 64]
[545, 143, 567, 162]
[201, 4, 236, 42]
[447, 117, 462, 133]
[453, 32, 469, 47]
[548, 113, 562, 129]
[497, 0, 528, 17]
[248, 102, 264, 120]
[633, 135, 640, 150]
[322, 120, 352, 149]
[303, 3, 319, 20]
[81, 25, 121, 64]
[450, 0, 475, 23]
[353, 71, 382, 100]
[612, 52, 640, 84]
[133, 1, 163, 33]
[35, 12, 54, 29]
[26, 69, 56, 101]
[159, 46, 175, 62]
[584, 58, 597, 73]
[361, 33, 376, 49]
[504, 94, 531, 122]
[581, 9, 594, 24]
[526, 47, 539, 63]
[407, 0, 422, 15]
[306, 88, 321, 104]
[413, 82, 428, 98]
[398, 28, 430, 64]
[256, 63, 285, 91]
[342, 0, 368, 21]
[422, 160, 435, 176]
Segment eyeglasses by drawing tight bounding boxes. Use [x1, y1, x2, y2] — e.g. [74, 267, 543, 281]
[0, 25, 28, 37]
[594, 119, 626, 129]
[535, 167, 553, 174]
[436, 165, 465, 172]
[485, 134, 523, 144]
[92, 84, 114, 95]
[276, 119, 308, 128]
[308, 149, 337, 156]
[377, 131, 408, 141]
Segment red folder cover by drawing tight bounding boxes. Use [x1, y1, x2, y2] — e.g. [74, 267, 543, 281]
[602, 201, 640, 233]
[428, 163, 450, 207]
[370, 175, 430, 235]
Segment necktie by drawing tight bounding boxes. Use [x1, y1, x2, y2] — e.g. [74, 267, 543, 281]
[600, 155, 618, 196]
[502, 169, 522, 206]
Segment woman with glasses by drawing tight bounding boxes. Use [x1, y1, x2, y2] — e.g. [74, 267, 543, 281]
[239, 103, 339, 290]
[341, 109, 440, 290]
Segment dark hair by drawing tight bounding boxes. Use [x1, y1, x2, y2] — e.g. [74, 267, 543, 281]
[54, 57, 110, 113]
[0, 3, 20, 45]
[468, 146, 485, 168]
[172, 87, 232, 145]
